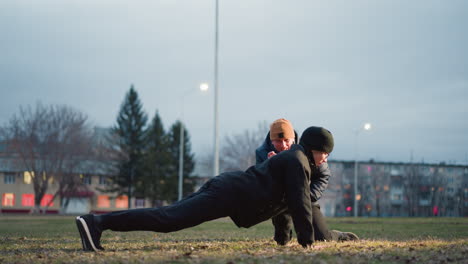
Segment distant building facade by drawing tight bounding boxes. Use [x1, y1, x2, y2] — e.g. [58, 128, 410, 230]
[0, 159, 146, 214]
[319, 160, 468, 217]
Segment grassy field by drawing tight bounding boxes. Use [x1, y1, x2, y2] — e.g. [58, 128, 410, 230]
[0, 216, 467, 263]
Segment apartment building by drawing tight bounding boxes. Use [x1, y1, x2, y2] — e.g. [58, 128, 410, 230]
[319, 160, 468, 217]
[0, 157, 152, 214]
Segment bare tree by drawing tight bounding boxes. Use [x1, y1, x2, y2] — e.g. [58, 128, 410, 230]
[197, 121, 269, 174]
[220, 121, 268, 171]
[0, 103, 95, 214]
[429, 167, 448, 216]
[367, 163, 386, 217]
[404, 163, 423, 216]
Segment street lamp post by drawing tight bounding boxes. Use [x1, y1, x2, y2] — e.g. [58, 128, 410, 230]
[354, 122, 372, 217]
[213, 0, 220, 177]
[178, 118, 184, 201]
[178, 83, 209, 201]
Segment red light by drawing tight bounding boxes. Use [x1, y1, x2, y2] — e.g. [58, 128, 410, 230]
[346, 206, 352, 212]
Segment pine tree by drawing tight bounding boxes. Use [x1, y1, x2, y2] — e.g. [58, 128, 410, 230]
[109, 85, 148, 208]
[166, 121, 196, 202]
[140, 111, 171, 206]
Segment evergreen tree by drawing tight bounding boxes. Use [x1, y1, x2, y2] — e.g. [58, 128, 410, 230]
[140, 111, 171, 206]
[166, 121, 196, 202]
[109, 85, 148, 208]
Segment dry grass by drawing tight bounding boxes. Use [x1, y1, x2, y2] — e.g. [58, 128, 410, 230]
[0, 216, 467, 263]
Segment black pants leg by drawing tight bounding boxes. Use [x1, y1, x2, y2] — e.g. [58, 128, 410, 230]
[98, 179, 230, 233]
[312, 204, 333, 241]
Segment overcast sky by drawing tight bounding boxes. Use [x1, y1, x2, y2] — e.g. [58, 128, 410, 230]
[1, 0, 467, 168]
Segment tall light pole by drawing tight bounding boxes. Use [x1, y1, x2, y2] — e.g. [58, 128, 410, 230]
[213, 0, 220, 177]
[354, 122, 372, 217]
[178, 83, 209, 201]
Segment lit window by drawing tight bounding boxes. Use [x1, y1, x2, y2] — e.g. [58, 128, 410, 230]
[115, 195, 128, 208]
[97, 195, 110, 208]
[22, 194, 34, 207]
[2, 193, 15, 206]
[356, 194, 362, 201]
[40, 194, 54, 207]
[24, 171, 33, 184]
[4, 173, 15, 184]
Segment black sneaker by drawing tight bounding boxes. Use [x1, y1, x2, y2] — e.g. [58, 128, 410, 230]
[332, 230, 359, 242]
[76, 214, 104, 251]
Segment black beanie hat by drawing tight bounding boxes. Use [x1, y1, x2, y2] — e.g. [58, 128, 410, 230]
[299, 126, 334, 154]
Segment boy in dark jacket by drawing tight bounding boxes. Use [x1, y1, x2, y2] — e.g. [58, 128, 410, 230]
[256, 119, 358, 245]
[256, 118, 298, 163]
[76, 126, 354, 252]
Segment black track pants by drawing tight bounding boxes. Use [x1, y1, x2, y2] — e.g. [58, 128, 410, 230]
[311, 204, 333, 241]
[98, 179, 231, 233]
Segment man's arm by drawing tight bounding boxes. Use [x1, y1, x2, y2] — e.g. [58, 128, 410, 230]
[309, 162, 331, 202]
[284, 159, 314, 248]
[272, 212, 293, 245]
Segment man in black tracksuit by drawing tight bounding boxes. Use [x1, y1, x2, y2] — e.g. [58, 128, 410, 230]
[76, 126, 353, 252]
[256, 120, 358, 245]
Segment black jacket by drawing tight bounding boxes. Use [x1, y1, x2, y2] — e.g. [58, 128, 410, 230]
[254, 132, 332, 245]
[214, 144, 319, 247]
[255, 132, 331, 203]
